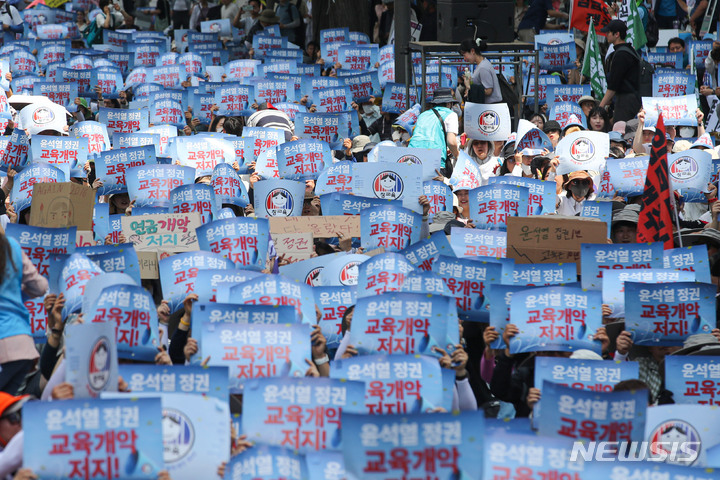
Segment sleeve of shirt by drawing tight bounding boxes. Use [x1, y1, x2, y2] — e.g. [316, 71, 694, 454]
[444, 112, 459, 135]
[478, 64, 496, 93]
[606, 50, 630, 92]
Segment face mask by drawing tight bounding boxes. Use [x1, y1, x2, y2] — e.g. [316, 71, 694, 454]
[216, 126, 224, 133]
[520, 163, 532, 175]
[570, 184, 590, 199]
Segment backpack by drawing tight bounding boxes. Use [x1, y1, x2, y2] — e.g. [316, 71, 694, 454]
[83, 19, 101, 47]
[645, 10, 659, 48]
[616, 44, 654, 98]
[497, 72, 519, 107]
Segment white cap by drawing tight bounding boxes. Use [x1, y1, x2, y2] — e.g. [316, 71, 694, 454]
[19, 102, 67, 136]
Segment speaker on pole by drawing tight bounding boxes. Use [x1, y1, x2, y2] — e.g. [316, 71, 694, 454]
[437, 0, 515, 43]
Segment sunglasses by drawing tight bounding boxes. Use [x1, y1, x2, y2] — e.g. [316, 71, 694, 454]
[1, 412, 21, 425]
[570, 179, 592, 187]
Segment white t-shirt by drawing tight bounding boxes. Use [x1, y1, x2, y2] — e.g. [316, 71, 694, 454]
[0, 4, 22, 27]
[443, 111, 459, 135]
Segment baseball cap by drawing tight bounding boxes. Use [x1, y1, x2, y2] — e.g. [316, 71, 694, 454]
[543, 120, 561, 133]
[0, 393, 29, 418]
[601, 19, 628, 36]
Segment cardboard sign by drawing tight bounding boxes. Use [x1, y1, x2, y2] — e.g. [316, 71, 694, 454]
[507, 216, 608, 273]
[29, 182, 94, 230]
[137, 250, 159, 279]
[273, 232, 313, 262]
[121, 212, 202, 252]
[269, 216, 360, 238]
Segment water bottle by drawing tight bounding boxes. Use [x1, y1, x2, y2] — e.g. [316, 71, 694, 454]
[704, 72, 713, 87]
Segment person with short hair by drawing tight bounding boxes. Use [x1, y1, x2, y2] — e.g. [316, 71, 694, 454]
[598, 20, 641, 123]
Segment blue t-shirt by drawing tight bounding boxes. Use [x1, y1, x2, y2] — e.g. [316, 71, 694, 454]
[518, 0, 553, 31]
[656, 0, 676, 17]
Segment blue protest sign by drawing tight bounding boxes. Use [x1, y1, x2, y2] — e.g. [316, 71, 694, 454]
[71, 121, 111, 157]
[448, 151, 483, 191]
[226, 275, 316, 324]
[642, 95, 699, 127]
[97, 108, 148, 135]
[545, 84, 591, 106]
[312, 85, 352, 113]
[665, 356, 720, 406]
[357, 253, 416, 297]
[606, 156, 649, 197]
[488, 176, 556, 215]
[65, 321, 119, 399]
[645, 404, 720, 467]
[192, 302, 298, 327]
[198, 322, 311, 392]
[653, 71, 695, 97]
[580, 200, 612, 237]
[95, 145, 156, 196]
[381, 83, 417, 114]
[350, 292, 458, 356]
[0, 129, 29, 173]
[122, 365, 227, 405]
[295, 112, 346, 150]
[538, 381, 647, 442]
[253, 79, 295, 104]
[210, 163, 249, 207]
[602, 268, 695, 318]
[535, 356, 640, 394]
[375, 145, 441, 182]
[525, 74, 561, 105]
[316, 161, 353, 195]
[279, 253, 346, 286]
[24, 397, 164, 479]
[149, 99, 184, 128]
[320, 192, 401, 216]
[644, 51, 683, 69]
[175, 136, 235, 178]
[580, 242, 664, 290]
[197, 217, 269, 271]
[508, 286, 602, 354]
[313, 254, 366, 288]
[450, 228, 506, 258]
[112, 133, 161, 157]
[126, 164, 195, 207]
[191, 268, 263, 303]
[253, 179, 305, 218]
[84, 245, 142, 284]
[512, 263, 576, 285]
[88, 283, 160, 361]
[159, 251, 233, 313]
[342, 411, 484, 480]
[224, 59, 261, 80]
[360, 205, 421, 252]
[214, 83, 254, 116]
[400, 231, 454, 272]
[277, 139, 331, 181]
[224, 446, 307, 480]
[432, 255, 502, 322]
[547, 101, 587, 129]
[170, 183, 219, 224]
[242, 126, 287, 162]
[30, 136, 88, 175]
[422, 181, 453, 215]
[624, 281, 717, 346]
[486, 284, 538, 349]
[664, 245, 711, 284]
[468, 184, 529, 230]
[538, 41, 576, 70]
[243, 377, 365, 451]
[342, 71, 380, 102]
[398, 271, 454, 297]
[32, 81, 77, 107]
[9, 162, 61, 212]
[274, 102, 307, 121]
[332, 354, 447, 413]
[313, 286, 356, 349]
[555, 131, 610, 176]
[338, 44, 377, 70]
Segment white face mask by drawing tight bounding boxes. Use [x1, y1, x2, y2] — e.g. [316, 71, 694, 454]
[520, 163, 532, 175]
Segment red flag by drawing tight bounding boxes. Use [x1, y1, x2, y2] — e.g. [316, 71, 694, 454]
[571, 0, 611, 34]
[636, 114, 674, 249]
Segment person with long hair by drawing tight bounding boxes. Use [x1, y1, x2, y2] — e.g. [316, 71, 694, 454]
[0, 233, 47, 395]
[588, 106, 610, 132]
[459, 38, 502, 104]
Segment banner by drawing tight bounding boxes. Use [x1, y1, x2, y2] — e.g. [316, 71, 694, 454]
[580, 242, 664, 289]
[23, 398, 163, 480]
[624, 281, 717, 346]
[342, 412, 484, 480]
[65, 321, 119, 398]
[243, 377, 365, 451]
[196, 217, 269, 271]
[198, 323, 311, 392]
[508, 286, 602, 354]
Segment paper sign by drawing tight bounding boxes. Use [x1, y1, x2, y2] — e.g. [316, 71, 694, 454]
[535, 356, 639, 393]
[29, 182, 94, 230]
[468, 184, 529, 230]
[357, 253, 416, 297]
[137, 250, 159, 279]
[464, 102, 512, 141]
[126, 164, 195, 208]
[122, 213, 202, 252]
[360, 205, 421, 252]
[269, 216, 360, 238]
[432, 255, 502, 322]
[665, 356, 720, 406]
[555, 131, 610, 176]
[96, 145, 157, 196]
[273, 232, 313, 263]
[196, 217, 269, 270]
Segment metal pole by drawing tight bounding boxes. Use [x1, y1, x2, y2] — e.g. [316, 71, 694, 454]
[395, 0, 411, 84]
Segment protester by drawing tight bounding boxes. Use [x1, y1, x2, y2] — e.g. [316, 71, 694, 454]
[407, 87, 459, 177]
[598, 19, 641, 123]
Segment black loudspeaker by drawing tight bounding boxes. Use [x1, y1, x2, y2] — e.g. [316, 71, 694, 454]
[437, 0, 515, 43]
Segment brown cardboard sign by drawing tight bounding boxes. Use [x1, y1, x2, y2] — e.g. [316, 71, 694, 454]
[274, 233, 314, 262]
[137, 250, 159, 279]
[30, 182, 95, 230]
[121, 213, 202, 252]
[507, 216, 608, 272]
[269, 216, 360, 238]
